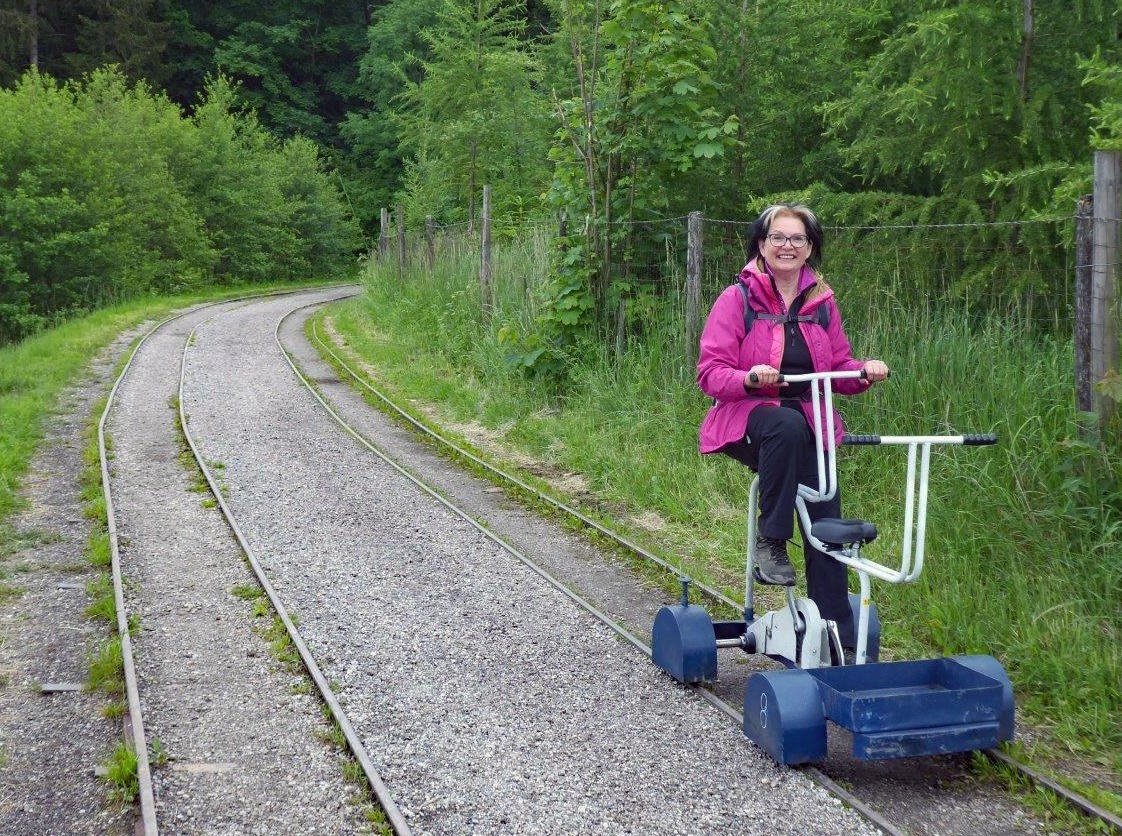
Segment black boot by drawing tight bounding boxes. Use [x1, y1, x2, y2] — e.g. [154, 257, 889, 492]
[754, 535, 796, 586]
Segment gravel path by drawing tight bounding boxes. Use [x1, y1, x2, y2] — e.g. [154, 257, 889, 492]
[109, 296, 368, 834]
[0, 329, 139, 836]
[177, 295, 880, 836]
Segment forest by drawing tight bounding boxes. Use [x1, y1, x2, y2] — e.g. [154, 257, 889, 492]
[1, 0, 1121, 344]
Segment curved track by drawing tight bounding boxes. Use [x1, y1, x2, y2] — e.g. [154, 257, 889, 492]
[294, 298, 1120, 836]
[175, 290, 881, 836]
[102, 288, 388, 835]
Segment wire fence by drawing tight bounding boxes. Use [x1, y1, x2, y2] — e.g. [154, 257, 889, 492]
[374, 208, 1114, 343]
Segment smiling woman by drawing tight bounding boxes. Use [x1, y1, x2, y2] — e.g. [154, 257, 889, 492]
[696, 202, 889, 653]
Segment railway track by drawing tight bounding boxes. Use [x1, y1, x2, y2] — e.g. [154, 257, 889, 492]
[164, 288, 871, 835]
[101, 288, 398, 835]
[97, 287, 1118, 834]
[290, 297, 1121, 836]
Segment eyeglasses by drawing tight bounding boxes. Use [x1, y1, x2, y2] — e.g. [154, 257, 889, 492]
[766, 233, 809, 248]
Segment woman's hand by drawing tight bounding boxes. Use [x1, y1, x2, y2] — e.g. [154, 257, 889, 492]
[745, 364, 783, 389]
[863, 360, 890, 382]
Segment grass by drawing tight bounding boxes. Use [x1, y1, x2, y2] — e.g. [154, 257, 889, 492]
[325, 237, 1122, 807]
[103, 742, 139, 805]
[87, 636, 123, 695]
[230, 583, 264, 601]
[84, 574, 116, 622]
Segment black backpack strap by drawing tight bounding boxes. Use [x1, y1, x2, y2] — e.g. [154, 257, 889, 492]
[734, 282, 829, 331]
[735, 282, 784, 332]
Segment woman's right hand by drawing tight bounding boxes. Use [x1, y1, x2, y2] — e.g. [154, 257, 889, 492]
[745, 364, 782, 389]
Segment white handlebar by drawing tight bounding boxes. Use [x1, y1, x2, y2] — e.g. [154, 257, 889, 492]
[786, 371, 979, 585]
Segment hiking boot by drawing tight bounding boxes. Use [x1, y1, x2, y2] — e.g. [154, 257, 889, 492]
[753, 535, 796, 586]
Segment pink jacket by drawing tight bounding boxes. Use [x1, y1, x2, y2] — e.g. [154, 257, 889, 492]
[697, 260, 870, 455]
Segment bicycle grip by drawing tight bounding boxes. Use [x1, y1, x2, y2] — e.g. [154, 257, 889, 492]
[842, 434, 881, 445]
[962, 434, 998, 445]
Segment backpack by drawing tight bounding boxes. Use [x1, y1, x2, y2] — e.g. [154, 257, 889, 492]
[733, 281, 829, 332]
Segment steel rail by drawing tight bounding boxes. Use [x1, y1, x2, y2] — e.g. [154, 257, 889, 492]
[177, 290, 414, 836]
[100, 312, 184, 835]
[985, 749, 1122, 833]
[303, 301, 1122, 836]
[97, 285, 358, 834]
[277, 300, 907, 836]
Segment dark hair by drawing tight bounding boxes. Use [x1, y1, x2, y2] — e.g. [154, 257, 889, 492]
[745, 203, 824, 270]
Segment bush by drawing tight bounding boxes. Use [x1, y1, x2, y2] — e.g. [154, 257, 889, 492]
[0, 68, 360, 344]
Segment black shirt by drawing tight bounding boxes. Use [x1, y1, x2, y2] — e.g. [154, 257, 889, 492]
[779, 313, 813, 401]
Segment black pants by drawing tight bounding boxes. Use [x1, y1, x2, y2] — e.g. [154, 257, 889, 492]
[724, 404, 855, 648]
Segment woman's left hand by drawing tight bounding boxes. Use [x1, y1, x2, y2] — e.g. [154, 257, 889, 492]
[864, 360, 890, 382]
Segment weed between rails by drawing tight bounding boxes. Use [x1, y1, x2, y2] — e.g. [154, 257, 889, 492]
[103, 742, 139, 805]
[329, 254, 1122, 806]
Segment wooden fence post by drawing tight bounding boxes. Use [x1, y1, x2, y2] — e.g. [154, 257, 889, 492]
[1075, 195, 1093, 414]
[379, 207, 389, 259]
[425, 215, 435, 269]
[686, 211, 703, 369]
[396, 205, 406, 273]
[1092, 150, 1121, 427]
[480, 184, 493, 322]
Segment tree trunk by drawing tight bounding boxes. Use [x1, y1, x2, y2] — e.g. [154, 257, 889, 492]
[28, 0, 38, 69]
[1016, 0, 1033, 106]
[480, 184, 493, 323]
[468, 141, 477, 236]
[731, 0, 750, 185]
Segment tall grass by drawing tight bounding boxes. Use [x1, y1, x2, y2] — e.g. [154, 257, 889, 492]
[331, 232, 1120, 777]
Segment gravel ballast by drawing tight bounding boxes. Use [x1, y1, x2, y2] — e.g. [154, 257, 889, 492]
[109, 297, 369, 834]
[177, 290, 881, 835]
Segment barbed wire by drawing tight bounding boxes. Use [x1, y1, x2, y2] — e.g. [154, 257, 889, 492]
[708, 216, 1072, 230]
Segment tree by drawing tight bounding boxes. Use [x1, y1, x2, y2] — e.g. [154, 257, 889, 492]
[393, 0, 549, 227]
[340, 0, 442, 222]
[821, 0, 1117, 204]
[542, 0, 735, 330]
[158, 0, 371, 143]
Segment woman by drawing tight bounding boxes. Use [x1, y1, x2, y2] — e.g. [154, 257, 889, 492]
[696, 203, 889, 654]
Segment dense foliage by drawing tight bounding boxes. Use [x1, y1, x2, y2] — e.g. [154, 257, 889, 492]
[0, 68, 359, 342]
[1, 1, 1120, 348]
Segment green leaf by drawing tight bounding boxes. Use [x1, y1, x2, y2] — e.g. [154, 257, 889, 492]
[692, 142, 723, 158]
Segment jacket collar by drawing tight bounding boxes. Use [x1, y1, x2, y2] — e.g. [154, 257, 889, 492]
[738, 259, 824, 313]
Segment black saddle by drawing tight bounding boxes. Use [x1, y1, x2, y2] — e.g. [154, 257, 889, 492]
[811, 518, 878, 548]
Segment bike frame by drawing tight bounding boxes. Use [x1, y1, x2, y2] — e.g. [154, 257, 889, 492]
[745, 370, 993, 664]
